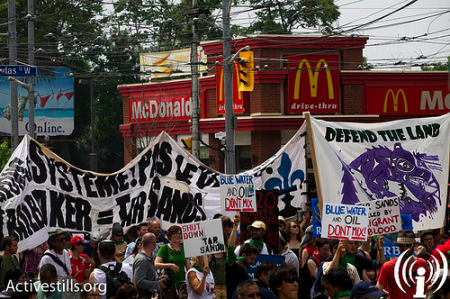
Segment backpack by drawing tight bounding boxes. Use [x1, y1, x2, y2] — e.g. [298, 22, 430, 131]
[99, 263, 130, 298]
[311, 262, 327, 299]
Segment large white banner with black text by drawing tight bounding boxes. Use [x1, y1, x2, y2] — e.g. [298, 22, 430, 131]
[0, 123, 306, 251]
[309, 114, 450, 231]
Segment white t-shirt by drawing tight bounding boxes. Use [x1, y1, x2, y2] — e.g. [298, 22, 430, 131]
[39, 249, 72, 278]
[186, 268, 215, 299]
[93, 261, 133, 299]
[322, 261, 361, 285]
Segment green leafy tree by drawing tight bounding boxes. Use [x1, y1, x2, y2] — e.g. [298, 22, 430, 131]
[242, 0, 340, 34]
[421, 60, 449, 71]
[0, 140, 11, 171]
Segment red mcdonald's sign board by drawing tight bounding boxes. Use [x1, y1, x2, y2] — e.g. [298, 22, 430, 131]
[365, 86, 450, 115]
[285, 54, 340, 114]
[216, 59, 249, 115]
[128, 90, 206, 123]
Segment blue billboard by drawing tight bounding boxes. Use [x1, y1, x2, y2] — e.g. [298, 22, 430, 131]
[0, 67, 74, 136]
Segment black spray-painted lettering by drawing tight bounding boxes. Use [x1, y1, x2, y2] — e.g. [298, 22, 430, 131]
[176, 155, 198, 184]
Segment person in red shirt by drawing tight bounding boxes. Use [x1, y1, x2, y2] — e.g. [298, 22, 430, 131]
[69, 235, 94, 283]
[376, 230, 431, 299]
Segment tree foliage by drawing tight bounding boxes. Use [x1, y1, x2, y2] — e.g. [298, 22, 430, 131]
[242, 0, 340, 34]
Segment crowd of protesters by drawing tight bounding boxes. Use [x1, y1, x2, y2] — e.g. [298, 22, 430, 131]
[0, 212, 449, 299]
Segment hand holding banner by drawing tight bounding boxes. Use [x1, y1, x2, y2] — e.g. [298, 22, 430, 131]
[181, 219, 225, 258]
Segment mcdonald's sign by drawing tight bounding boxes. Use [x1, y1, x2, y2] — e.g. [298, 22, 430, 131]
[285, 54, 340, 114]
[383, 89, 408, 113]
[366, 86, 450, 116]
[216, 58, 249, 115]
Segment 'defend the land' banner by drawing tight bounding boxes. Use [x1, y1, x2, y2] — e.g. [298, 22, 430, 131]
[0, 124, 306, 252]
[309, 113, 450, 231]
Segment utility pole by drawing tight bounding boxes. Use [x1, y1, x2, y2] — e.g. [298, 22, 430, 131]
[8, 0, 19, 150]
[89, 80, 97, 172]
[28, 0, 35, 138]
[223, 0, 236, 174]
[190, 0, 200, 159]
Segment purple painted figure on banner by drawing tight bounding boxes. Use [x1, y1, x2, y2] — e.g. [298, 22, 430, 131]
[339, 143, 441, 222]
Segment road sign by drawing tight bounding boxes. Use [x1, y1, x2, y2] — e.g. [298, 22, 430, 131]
[215, 131, 226, 140]
[0, 66, 36, 77]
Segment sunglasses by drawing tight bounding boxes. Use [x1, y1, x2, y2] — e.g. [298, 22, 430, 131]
[115, 234, 124, 237]
[245, 293, 261, 298]
[283, 277, 298, 284]
[291, 225, 299, 228]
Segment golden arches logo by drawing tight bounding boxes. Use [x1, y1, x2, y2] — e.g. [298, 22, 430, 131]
[383, 89, 408, 113]
[218, 64, 243, 102]
[293, 59, 334, 100]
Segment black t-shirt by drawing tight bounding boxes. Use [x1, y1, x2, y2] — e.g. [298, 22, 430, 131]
[225, 262, 248, 299]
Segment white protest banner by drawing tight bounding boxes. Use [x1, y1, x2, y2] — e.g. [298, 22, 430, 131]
[220, 174, 256, 212]
[321, 203, 369, 241]
[357, 198, 401, 236]
[181, 219, 225, 258]
[309, 114, 450, 231]
[0, 123, 307, 252]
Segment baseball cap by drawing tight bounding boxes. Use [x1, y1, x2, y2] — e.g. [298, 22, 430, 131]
[91, 231, 101, 242]
[350, 281, 387, 299]
[247, 221, 266, 231]
[98, 240, 116, 256]
[71, 235, 89, 246]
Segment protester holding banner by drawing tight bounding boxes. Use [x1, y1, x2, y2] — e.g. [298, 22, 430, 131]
[417, 231, 435, 261]
[277, 231, 299, 276]
[286, 221, 302, 258]
[234, 221, 271, 256]
[342, 239, 385, 281]
[186, 255, 215, 299]
[226, 215, 260, 299]
[155, 225, 190, 299]
[323, 240, 361, 286]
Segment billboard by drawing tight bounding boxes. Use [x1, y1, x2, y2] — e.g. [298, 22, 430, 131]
[140, 48, 207, 80]
[366, 86, 450, 115]
[285, 54, 340, 114]
[0, 67, 74, 136]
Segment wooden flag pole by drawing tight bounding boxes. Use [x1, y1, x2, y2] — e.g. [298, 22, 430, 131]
[305, 113, 324, 212]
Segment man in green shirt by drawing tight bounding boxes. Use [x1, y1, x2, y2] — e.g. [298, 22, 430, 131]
[0, 236, 19, 288]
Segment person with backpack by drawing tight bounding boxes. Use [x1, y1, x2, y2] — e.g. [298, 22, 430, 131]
[89, 240, 133, 299]
[39, 230, 72, 280]
[0, 236, 19, 288]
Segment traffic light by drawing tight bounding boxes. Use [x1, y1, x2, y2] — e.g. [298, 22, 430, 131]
[237, 51, 254, 92]
[181, 138, 192, 154]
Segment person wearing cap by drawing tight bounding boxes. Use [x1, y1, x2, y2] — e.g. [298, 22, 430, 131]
[69, 235, 93, 283]
[111, 223, 127, 262]
[89, 240, 133, 299]
[351, 281, 387, 299]
[234, 221, 271, 256]
[376, 230, 431, 299]
[39, 229, 72, 279]
[84, 231, 101, 258]
[277, 230, 299, 276]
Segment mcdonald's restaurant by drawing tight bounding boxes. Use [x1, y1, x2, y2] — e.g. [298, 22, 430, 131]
[118, 35, 450, 194]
